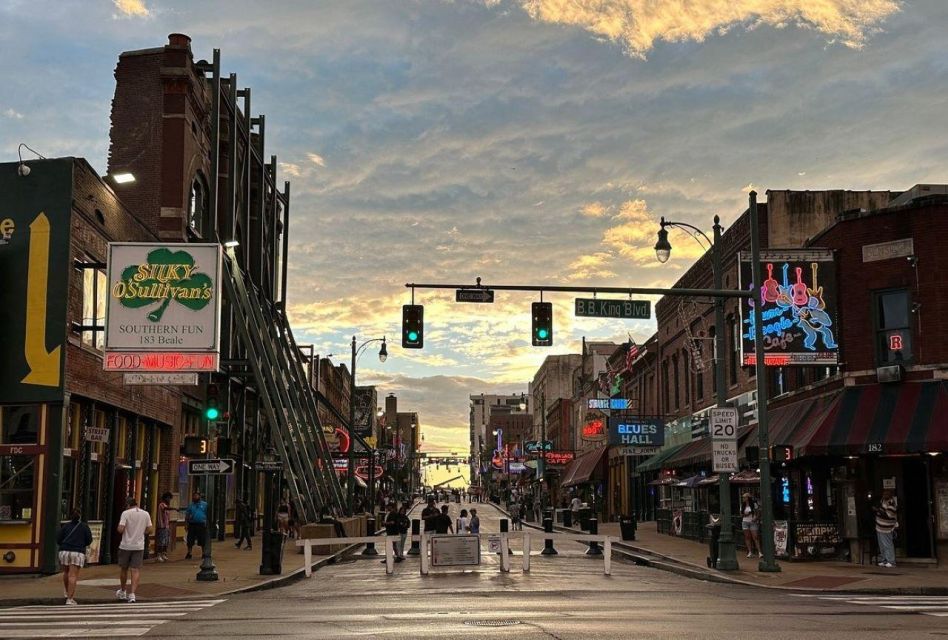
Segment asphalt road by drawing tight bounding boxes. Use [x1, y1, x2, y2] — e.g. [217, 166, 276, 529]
[123, 503, 948, 639]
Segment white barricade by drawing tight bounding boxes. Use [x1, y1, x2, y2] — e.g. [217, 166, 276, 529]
[296, 531, 615, 577]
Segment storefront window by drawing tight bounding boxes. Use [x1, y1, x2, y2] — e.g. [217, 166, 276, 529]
[875, 289, 912, 364]
[1, 405, 41, 444]
[0, 455, 35, 520]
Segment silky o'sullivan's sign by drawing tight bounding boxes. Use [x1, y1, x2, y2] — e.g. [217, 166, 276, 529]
[104, 244, 222, 371]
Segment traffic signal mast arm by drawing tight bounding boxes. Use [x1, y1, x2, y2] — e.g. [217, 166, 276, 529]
[404, 280, 753, 300]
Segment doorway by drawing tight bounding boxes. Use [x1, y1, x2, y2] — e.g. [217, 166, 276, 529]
[902, 458, 933, 558]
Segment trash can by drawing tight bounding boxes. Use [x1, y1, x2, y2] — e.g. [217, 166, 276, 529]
[706, 514, 722, 569]
[619, 515, 637, 541]
[563, 509, 573, 528]
[579, 506, 591, 531]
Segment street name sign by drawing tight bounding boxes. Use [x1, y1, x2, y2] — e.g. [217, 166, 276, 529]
[84, 426, 110, 444]
[255, 460, 283, 472]
[431, 534, 481, 567]
[188, 458, 235, 475]
[575, 298, 650, 319]
[588, 398, 634, 410]
[456, 289, 494, 303]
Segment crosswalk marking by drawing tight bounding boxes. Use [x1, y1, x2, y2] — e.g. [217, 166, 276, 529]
[0, 598, 225, 638]
[793, 594, 948, 617]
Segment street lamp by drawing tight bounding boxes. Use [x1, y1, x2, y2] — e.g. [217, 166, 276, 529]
[348, 335, 388, 515]
[654, 200, 778, 573]
[654, 214, 739, 571]
[518, 393, 527, 412]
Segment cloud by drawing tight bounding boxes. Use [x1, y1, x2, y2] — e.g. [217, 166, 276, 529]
[307, 152, 327, 167]
[113, 0, 149, 18]
[565, 252, 616, 281]
[280, 162, 304, 178]
[502, 0, 900, 58]
[580, 201, 609, 218]
[3, 108, 24, 119]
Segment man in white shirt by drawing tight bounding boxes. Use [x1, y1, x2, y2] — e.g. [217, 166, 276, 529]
[116, 496, 152, 604]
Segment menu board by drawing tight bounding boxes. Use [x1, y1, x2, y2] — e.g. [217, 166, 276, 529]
[936, 481, 948, 540]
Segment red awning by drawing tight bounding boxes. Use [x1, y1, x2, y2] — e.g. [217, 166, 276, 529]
[561, 446, 608, 487]
[663, 425, 755, 468]
[740, 391, 840, 456]
[800, 382, 948, 457]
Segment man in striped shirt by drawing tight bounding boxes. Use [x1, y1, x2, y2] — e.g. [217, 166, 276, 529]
[875, 490, 898, 568]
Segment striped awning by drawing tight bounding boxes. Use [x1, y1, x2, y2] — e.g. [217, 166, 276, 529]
[662, 425, 755, 468]
[740, 391, 840, 456]
[800, 382, 948, 457]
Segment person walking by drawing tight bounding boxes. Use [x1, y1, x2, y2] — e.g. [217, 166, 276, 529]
[155, 493, 173, 563]
[396, 505, 410, 560]
[421, 497, 439, 535]
[456, 509, 470, 534]
[434, 505, 454, 534]
[58, 508, 93, 605]
[875, 490, 899, 568]
[740, 493, 762, 558]
[383, 503, 403, 562]
[570, 495, 582, 526]
[184, 491, 208, 560]
[234, 498, 252, 550]
[469, 509, 480, 534]
[116, 496, 152, 604]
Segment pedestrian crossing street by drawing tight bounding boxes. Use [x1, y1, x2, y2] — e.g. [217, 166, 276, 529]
[794, 594, 948, 617]
[0, 598, 225, 637]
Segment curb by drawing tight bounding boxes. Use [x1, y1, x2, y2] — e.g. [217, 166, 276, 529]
[0, 541, 364, 608]
[495, 505, 948, 596]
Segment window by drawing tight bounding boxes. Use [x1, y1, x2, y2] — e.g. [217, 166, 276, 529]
[709, 326, 717, 394]
[1, 405, 41, 445]
[0, 455, 35, 521]
[672, 355, 680, 409]
[875, 289, 912, 364]
[189, 173, 209, 236]
[80, 264, 107, 349]
[662, 360, 670, 411]
[696, 363, 704, 401]
[682, 349, 690, 405]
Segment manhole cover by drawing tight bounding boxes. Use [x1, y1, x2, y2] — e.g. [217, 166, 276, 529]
[464, 620, 522, 627]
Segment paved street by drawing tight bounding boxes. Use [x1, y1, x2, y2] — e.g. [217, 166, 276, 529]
[131, 504, 941, 639]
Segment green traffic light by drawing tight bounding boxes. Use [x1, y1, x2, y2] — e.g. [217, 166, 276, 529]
[205, 407, 220, 420]
[408, 330, 419, 342]
[537, 328, 549, 340]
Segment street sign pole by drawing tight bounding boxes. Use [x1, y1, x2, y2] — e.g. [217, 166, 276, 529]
[197, 416, 218, 582]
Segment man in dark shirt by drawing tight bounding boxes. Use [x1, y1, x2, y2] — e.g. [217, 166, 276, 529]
[382, 503, 403, 562]
[421, 498, 439, 533]
[434, 505, 454, 534]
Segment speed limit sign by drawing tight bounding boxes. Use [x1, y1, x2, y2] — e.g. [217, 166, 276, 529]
[710, 407, 738, 440]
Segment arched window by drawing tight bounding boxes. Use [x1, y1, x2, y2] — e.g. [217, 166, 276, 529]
[189, 173, 209, 236]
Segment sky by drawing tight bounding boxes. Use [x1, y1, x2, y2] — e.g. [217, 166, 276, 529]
[2, 0, 945, 487]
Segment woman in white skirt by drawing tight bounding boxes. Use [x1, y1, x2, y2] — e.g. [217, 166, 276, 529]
[57, 508, 93, 605]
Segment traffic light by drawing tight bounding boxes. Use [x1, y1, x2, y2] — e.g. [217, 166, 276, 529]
[772, 444, 793, 463]
[532, 301, 553, 346]
[402, 304, 424, 349]
[204, 383, 220, 421]
[182, 436, 209, 457]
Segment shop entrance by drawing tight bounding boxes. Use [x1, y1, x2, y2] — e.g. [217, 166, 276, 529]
[902, 458, 934, 558]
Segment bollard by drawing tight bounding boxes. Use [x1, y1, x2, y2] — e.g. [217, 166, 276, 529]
[407, 519, 421, 556]
[498, 518, 513, 554]
[541, 514, 558, 555]
[563, 509, 573, 528]
[362, 517, 379, 556]
[586, 518, 602, 556]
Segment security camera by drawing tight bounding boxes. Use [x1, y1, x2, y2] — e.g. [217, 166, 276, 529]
[17, 164, 30, 177]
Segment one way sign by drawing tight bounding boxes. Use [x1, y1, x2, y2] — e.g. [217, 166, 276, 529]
[188, 458, 235, 475]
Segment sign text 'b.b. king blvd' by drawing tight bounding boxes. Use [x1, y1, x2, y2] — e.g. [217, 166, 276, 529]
[575, 298, 650, 320]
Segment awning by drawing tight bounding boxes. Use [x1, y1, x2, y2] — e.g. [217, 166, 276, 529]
[635, 442, 690, 473]
[663, 426, 755, 468]
[647, 476, 679, 486]
[561, 446, 608, 487]
[729, 470, 760, 485]
[675, 475, 704, 488]
[800, 382, 948, 457]
[740, 391, 839, 457]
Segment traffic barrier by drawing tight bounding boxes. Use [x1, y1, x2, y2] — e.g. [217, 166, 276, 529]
[542, 515, 558, 555]
[297, 535, 396, 576]
[586, 518, 602, 556]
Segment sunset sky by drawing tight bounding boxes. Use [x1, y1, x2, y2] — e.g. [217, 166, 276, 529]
[2, 1, 944, 486]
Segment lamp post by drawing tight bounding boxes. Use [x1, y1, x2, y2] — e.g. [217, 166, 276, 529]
[654, 214, 738, 571]
[348, 336, 387, 516]
[654, 198, 779, 573]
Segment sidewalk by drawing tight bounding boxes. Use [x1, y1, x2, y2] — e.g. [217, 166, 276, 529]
[0, 533, 357, 607]
[572, 520, 948, 594]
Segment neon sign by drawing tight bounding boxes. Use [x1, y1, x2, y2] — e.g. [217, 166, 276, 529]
[607, 416, 664, 447]
[740, 250, 839, 366]
[889, 334, 903, 351]
[544, 451, 575, 466]
[582, 418, 606, 439]
[103, 351, 219, 372]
